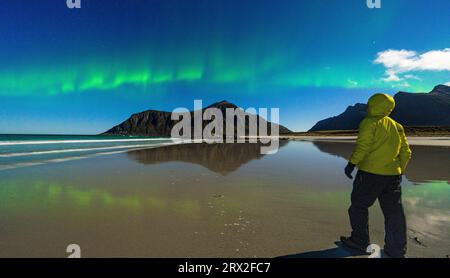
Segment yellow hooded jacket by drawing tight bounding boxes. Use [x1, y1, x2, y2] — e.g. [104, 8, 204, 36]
[350, 93, 412, 176]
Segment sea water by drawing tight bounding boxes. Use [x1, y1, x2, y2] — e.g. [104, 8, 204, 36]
[0, 134, 175, 170]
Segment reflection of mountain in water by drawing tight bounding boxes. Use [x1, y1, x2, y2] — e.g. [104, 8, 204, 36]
[312, 141, 450, 183]
[128, 141, 288, 175]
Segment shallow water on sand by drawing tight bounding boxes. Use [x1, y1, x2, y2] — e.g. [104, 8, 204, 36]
[0, 141, 448, 258]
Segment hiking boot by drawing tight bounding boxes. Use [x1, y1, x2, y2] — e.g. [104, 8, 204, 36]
[340, 236, 369, 253]
[383, 249, 406, 258]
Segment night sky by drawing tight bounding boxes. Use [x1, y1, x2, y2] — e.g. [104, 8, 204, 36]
[0, 0, 449, 133]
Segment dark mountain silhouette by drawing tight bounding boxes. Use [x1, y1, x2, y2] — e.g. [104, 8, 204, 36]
[127, 141, 288, 176]
[103, 100, 292, 137]
[309, 85, 450, 131]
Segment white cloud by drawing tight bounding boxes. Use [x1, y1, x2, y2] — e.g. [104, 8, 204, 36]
[374, 48, 450, 82]
[445, 82, 450, 86]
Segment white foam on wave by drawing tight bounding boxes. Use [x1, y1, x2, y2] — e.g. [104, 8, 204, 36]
[0, 142, 181, 171]
[0, 143, 174, 157]
[0, 138, 173, 146]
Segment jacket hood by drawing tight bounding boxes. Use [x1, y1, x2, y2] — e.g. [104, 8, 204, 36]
[367, 93, 395, 117]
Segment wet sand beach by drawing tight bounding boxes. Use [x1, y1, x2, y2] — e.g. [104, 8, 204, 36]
[0, 141, 448, 258]
[282, 136, 450, 147]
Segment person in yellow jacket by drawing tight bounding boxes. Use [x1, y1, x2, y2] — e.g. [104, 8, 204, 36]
[340, 93, 412, 258]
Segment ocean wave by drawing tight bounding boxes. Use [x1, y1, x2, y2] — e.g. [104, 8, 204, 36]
[0, 142, 179, 171]
[0, 143, 175, 157]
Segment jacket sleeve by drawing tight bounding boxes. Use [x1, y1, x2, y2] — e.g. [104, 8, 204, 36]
[396, 123, 412, 173]
[350, 118, 375, 165]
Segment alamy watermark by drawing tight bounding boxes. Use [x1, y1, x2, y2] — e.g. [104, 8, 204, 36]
[67, 0, 81, 9]
[66, 244, 81, 258]
[171, 100, 280, 155]
[367, 0, 381, 9]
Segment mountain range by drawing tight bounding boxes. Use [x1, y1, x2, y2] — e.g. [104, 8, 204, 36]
[309, 84, 450, 131]
[103, 84, 449, 136]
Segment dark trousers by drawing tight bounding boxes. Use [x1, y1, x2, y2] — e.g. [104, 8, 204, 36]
[348, 170, 407, 258]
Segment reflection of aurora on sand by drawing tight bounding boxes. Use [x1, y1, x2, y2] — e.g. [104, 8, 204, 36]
[0, 180, 201, 217]
[403, 181, 450, 242]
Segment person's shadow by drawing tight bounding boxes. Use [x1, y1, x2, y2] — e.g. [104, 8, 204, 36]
[280, 241, 368, 258]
